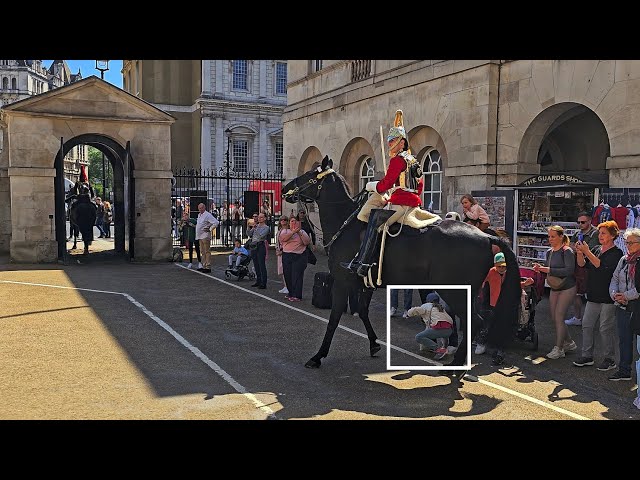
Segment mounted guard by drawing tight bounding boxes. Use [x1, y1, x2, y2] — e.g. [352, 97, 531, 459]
[341, 109, 441, 280]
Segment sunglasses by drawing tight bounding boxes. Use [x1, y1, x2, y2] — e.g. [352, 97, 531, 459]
[624, 241, 640, 245]
[577, 220, 590, 224]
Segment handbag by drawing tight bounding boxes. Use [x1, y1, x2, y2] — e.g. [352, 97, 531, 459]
[546, 248, 570, 290]
[546, 274, 569, 290]
[306, 246, 317, 265]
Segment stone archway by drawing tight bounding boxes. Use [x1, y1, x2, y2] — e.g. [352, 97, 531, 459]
[0, 76, 175, 263]
[518, 102, 610, 181]
[57, 134, 134, 258]
[338, 137, 376, 193]
[297, 146, 323, 176]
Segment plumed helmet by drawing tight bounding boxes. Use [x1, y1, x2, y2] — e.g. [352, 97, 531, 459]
[387, 109, 408, 143]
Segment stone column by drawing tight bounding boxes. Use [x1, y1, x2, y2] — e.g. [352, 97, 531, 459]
[215, 116, 225, 172]
[8, 166, 58, 263]
[0, 168, 10, 254]
[259, 60, 266, 98]
[202, 60, 212, 96]
[258, 119, 267, 171]
[201, 114, 212, 171]
[132, 169, 174, 262]
[215, 60, 223, 95]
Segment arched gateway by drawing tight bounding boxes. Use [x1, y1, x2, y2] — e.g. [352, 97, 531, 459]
[0, 76, 175, 263]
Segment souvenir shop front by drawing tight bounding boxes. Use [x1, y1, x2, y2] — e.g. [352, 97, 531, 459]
[475, 174, 607, 268]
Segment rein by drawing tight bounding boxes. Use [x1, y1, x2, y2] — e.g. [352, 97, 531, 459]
[285, 167, 368, 250]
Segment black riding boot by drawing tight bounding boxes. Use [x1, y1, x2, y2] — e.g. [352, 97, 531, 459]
[341, 208, 393, 278]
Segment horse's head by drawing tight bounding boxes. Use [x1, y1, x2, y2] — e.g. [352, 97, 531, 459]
[282, 155, 335, 205]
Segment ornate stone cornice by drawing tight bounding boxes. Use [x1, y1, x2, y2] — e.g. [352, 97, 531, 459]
[198, 98, 284, 116]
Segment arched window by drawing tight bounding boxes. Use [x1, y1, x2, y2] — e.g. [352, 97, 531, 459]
[359, 156, 375, 192]
[2, 77, 7, 90]
[422, 149, 442, 212]
[12, 77, 17, 90]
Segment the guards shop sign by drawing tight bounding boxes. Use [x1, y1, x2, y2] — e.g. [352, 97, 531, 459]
[520, 174, 585, 187]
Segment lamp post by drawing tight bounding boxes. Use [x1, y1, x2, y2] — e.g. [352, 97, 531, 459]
[95, 60, 110, 198]
[224, 128, 232, 247]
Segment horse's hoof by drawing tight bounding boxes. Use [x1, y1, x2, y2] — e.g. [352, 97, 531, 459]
[305, 358, 321, 369]
[370, 343, 382, 357]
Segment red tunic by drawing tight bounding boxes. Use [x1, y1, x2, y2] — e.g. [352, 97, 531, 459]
[375, 154, 423, 207]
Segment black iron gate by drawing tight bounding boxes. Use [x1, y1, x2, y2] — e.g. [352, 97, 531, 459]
[172, 167, 287, 248]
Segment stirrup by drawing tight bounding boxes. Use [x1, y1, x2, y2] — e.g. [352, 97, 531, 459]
[356, 263, 372, 278]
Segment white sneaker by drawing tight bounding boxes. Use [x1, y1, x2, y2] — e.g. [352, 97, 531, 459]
[187, 263, 192, 269]
[446, 345, 458, 355]
[402, 310, 409, 318]
[474, 344, 486, 355]
[352, 312, 359, 317]
[633, 396, 640, 410]
[564, 317, 582, 326]
[562, 340, 578, 352]
[197, 262, 203, 269]
[278, 287, 289, 294]
[390, 307, 397, 317]
[546, 346, 565, 359]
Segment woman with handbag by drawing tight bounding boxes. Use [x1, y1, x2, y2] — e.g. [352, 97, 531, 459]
[276, 216, 290, 295]
[533, 225, 577, 359]
[280, 216, 311, 302]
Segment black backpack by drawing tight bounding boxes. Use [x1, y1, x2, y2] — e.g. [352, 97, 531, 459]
[312, 272, 334, 309]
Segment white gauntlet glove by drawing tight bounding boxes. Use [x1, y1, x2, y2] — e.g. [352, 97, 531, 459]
[365, 181, 379, 193]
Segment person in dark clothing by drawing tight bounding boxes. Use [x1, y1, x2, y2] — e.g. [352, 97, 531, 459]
[297, 210, 316, 246]
[479, 252, 533, 365]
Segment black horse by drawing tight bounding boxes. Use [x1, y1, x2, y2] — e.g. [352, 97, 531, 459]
[67, 184, 97, 255]
[283, 156, 521, 369]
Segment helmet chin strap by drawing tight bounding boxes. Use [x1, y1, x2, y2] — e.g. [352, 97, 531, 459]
[388, 138, 404, 158]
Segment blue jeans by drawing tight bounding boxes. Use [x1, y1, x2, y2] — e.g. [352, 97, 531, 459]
[416, 327, 452, 350]
[615, 307, 633, 376]
[391, 289, 413, 311]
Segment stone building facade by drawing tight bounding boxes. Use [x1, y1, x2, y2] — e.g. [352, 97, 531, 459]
[122, 60, 287, 175]
[283, 60, 640, 218]
[0, 60, 87, 184]
[0, 77, 175, 262]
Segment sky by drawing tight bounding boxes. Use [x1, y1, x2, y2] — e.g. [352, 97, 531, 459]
[42, 60, 123, 88]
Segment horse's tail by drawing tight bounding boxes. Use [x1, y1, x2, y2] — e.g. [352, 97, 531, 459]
[489, 236, 521, 313]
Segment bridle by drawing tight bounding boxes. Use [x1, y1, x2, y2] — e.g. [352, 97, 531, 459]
[282, 167, 335, 204]
[283, 167, 368, 250]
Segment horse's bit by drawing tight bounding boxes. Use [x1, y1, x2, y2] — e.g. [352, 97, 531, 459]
[283, 167, 334, 203]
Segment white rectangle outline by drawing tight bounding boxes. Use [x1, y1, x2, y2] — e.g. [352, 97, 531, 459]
[386, 285, 471, 371]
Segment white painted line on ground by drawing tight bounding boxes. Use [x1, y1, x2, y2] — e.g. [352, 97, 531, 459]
[0, 279, 277, 420]
[174, 265, 590, 420]
[0, 279, 122, 295]
[466, 374, 589, 420]
[174, 264, 438, 365]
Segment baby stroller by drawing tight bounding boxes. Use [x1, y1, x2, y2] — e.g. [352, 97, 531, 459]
[224, 254, 256, 281]
[515, 277, 539, 351]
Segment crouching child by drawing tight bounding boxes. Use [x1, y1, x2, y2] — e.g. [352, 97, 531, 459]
[409, 299, 454, 360]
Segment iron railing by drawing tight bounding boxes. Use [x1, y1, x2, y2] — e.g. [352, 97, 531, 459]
[351, 60, 371, 82]
[171, 166, 287, 249]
